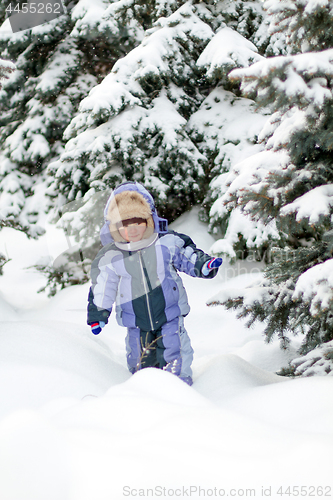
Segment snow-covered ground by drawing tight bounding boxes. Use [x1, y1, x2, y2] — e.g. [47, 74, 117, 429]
[0, 209, 332, 500]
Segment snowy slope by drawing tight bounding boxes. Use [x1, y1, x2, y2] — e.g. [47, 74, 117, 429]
[0, 209, 332, 500]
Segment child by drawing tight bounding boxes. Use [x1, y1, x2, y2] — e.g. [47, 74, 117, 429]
[87, 181, 222, 385]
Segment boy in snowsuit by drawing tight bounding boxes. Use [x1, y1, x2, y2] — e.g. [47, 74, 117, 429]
[87, 181, 222, 385]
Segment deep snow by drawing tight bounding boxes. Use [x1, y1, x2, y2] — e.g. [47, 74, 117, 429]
[0, 209, 332, 500]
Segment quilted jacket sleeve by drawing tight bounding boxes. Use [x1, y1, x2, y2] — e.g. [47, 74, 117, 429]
[87, 246, 120, 325]
[170, 230, 219, 279]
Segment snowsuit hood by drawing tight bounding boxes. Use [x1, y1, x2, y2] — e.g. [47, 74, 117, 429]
[100, 182, 168, 246]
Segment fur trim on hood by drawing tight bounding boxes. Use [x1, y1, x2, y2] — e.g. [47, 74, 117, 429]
[107, 190, 154, 242]
[100, 182, 168, 246]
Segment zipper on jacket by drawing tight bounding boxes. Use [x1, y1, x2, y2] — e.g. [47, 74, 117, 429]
[138, 250, 154, 331]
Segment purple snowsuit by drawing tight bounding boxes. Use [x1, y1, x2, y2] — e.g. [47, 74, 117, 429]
[87, 182, 218, 384]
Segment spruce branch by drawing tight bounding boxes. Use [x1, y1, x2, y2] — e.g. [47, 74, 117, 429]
[135, 333, 164, 373]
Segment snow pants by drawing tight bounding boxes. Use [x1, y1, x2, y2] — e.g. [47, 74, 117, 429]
[125, 316, 194, 385]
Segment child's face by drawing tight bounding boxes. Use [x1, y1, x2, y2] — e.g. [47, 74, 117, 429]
[118, 221, 147, 242]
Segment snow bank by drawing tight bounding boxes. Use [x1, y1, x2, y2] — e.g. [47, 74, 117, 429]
[0, 312, 129, 419]
[0, 368, 332, 500]
[194, 353, 285, 403]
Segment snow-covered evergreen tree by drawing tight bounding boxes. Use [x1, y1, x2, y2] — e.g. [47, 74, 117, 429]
[48, 2, 212, 218]
[200, 0, 288, 263]
[50, 0, 270, 216]
[190, 24, 279, 263]
[0, 0, 155, 236]
[208, 0, 333, 375]
[43, 0, 271, 295]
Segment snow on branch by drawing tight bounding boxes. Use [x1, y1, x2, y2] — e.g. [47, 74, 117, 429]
[197, 27, 264, 78]
[70, 0, 118, 37]
[293, 258, 333, 316]
[207, 279, 271, 308]
[35, 40, 82, 96]
[280, 184, 333, 224]
[188, 88, 267, 170]
[0, 59, 15, 89]
[264, 0, 333, 53]
[290, 340, 333, 376]
[72, 3, 213, 129]
[209, 208, 279, 259]
[219, 149, 291, 212]
[229, 49, 333, 109]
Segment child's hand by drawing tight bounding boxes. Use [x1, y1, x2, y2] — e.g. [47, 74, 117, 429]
[201, 258, 223, 276]
[90, 321, 106, 335]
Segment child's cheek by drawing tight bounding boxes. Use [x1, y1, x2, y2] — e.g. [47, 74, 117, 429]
[119, 228, 129, 241]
